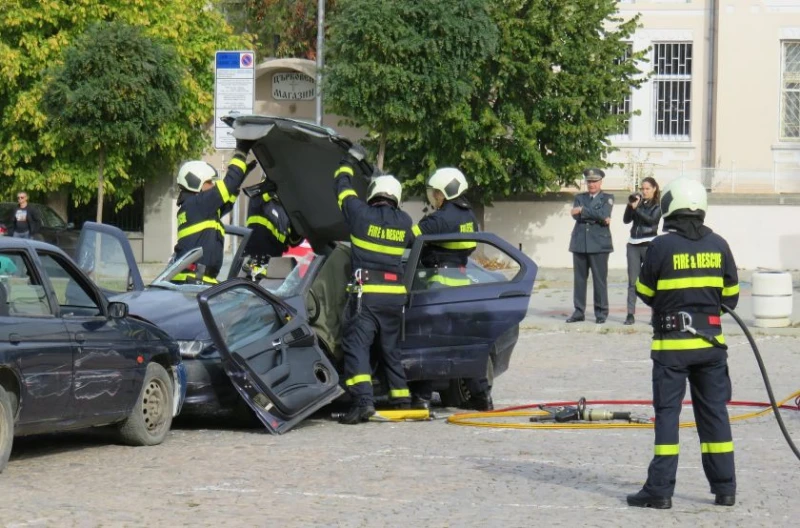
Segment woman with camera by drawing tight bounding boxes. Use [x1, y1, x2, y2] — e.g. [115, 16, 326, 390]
[622, 176, 662, 325]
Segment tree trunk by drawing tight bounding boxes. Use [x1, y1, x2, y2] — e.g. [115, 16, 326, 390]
[377, 133, 386, 171]
[96, 148, 105, 224]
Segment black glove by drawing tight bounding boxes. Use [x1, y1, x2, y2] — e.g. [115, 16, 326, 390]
[236, 138, 256, 154]
[262, 178, 278, 193]
[245, 160, 259, 176]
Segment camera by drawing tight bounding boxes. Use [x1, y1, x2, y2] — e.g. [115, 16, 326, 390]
[628, 191, 643, 203]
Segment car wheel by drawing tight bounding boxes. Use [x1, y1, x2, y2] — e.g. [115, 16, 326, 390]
[439, 357, 495, 409]
[118, 363, 174, 446]
[0, 386, 15, 473]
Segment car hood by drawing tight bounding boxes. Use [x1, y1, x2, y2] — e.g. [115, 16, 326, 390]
[226, 115, 372, 254]
[112, 288, 209, 342]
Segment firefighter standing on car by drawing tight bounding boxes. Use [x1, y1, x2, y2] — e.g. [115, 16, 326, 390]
[334, 149, 413, 424]
[172, 138, 256, 284]
[409, 168, 492, 411]
[243, 175, 302, 274]
[627, 177, 739, 510]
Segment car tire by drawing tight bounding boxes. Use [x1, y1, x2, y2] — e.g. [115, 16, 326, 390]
[0, 385, 15, 473]
[439, 357, 495, 409]
[118, 363, 174, 446]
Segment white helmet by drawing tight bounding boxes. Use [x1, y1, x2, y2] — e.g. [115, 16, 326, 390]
[426, 167, 468, 205]
[660, 177, 707, 219]
[177, 161, 218, 193]
[367, 175, 402, 206]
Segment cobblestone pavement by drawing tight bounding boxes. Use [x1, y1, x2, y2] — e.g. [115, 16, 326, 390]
[1, 329, 798, 527]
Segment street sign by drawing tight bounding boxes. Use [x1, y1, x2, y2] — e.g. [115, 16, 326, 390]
[214, 50, 255, 150]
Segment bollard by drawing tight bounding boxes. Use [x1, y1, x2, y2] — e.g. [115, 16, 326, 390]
[751, 269, 793, 328]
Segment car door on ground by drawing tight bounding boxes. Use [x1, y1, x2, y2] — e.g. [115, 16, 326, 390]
[400, 233, 536, 381]
[0, 249, 74, 429]
[197, 280, 343, 434]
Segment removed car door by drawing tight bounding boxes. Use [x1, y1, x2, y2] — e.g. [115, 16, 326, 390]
[197, 279, 343, 434]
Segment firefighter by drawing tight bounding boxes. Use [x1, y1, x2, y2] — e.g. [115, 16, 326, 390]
[172, 139, 255, 284]
[334, 155, 413, 424]
[409, 167, 492, 411]
[243, 175, 302, 272]
[627, 177, 739, 509]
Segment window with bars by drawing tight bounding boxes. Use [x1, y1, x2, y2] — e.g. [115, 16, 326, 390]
[781, 41, 800, 140]
[609, 45, 633, 137]
[653, 42, 692, 139]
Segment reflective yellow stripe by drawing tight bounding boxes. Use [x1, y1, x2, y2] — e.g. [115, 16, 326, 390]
[657, 276, 724, 290]
[230, 157, 247, 172]
[651, 335, 726, 351]
[722, 284, 740, 296]
[171, 272, 218, 284]
[246, 215, 286, 244]
[335, 166, 354, 178]
[261, 193, 272, 203]
[360, 284, 407, 294]
[177, 220, 224, 240]
[338, 189, 358, 209]
[434, 241, 478, 250]
[636, 278, 655, 297]
[429, 275, 472, 287]
[654, 444, 680, 456]
[345, 374, 372, 386]
[390, 388, 410, 399]
[215, 180, 233, 204]
[350, 235, 405, 256]
[701, 441, 734, 454]
[411, 225, 422, 237]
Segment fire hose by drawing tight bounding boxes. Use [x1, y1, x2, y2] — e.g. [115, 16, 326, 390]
[447, 306, 800, 461]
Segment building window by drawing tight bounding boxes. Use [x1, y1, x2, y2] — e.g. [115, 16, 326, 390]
[781, 41, 800, 140]
[610, 45, 633, 137]
[653, 42, 692, 139]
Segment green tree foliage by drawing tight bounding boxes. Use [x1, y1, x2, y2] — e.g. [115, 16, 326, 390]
[324, 0, 498, 169]
[383, 0, 647, 201]
[0, 1, 248, 206]
[42, 22, 183, 222]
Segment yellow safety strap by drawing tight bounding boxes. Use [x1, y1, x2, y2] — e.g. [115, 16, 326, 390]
[701, 441, 734, 454]
[657, 276, 724, 290]
[246, 215, 286, 244]
[360, 284, 407, 295]
[215, 180, 234, 204]
[428, 274, 472, 287]
[411, 225, 422, 237]
[722, 284, 740, 296]
[338, 189, 358, 209]
[230, 157, 247, 172]
[635, 278, 655, 297]
[390, 388, 411, 399]
[651, 335, 726, 351]
[171, 272, 219, 285]
[350, 235, 405, 256]
[345, 374, 372, 386]
[654, 444, 680, 456]
[434, 241, 478, 250]
[177, 220, 225, 240]
[335, 166, 354, 178]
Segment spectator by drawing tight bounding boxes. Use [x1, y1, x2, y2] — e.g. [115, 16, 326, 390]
[10, 192, 41, 239]
[622, 177, 662, 325]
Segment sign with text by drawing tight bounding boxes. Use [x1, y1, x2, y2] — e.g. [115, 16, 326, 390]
[272, 72, 316, 100]
[215, 50, 255, 149]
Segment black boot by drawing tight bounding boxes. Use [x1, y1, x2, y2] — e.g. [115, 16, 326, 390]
[338, 404, 375, 424]
[624, 314, 635, 325]
[715, 494, 735, 506]
[466, 393, 494, 411]
[410, 395, 430, 410]
[626, 489, 672, 509]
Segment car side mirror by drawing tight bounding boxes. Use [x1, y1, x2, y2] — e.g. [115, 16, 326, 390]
[107, 301, 129, 319]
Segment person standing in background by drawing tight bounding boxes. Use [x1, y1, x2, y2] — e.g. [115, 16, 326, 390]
[10, 192, 41, 239]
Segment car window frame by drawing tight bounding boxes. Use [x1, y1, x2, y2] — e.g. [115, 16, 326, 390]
[35, 248, 108, 318]
[0, 248, 57, 318]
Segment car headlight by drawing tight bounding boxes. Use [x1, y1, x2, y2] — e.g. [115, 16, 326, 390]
[176, 340, 210, 358]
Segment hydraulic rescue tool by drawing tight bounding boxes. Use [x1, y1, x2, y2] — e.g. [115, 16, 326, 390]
[331, 409, 433, 422]
[530, 397, 650, 424]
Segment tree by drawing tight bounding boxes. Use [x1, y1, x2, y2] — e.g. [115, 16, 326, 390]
[42, 22, 183, 223]
[324, 0, 498, 170]
[384, 0, 646, 203]
[0, 1, 249, 207]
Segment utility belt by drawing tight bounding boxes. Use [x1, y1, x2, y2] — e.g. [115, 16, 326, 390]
[347, 268, 407, 295]
[172, 263, 219, 285]
[653, 311, 726, 350]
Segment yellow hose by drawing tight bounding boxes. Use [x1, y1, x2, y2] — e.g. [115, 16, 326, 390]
[446, 390, 800, 430]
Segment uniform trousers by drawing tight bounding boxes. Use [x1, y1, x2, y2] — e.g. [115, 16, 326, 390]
[572, 252, 609, 318]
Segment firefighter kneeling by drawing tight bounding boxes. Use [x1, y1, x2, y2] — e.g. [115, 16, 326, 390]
[628, 177, 740, 509]
[334, 153, 413, 424]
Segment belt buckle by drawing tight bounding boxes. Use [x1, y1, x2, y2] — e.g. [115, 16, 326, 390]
[677, 311, 697, 335]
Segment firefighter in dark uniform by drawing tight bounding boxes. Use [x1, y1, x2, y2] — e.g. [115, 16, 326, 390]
[627, 177, 739, 509]
[567, 168, 614, 324]
[335, 156, 413, 424]
[409, 167, 492, 411]
[243, 175, 302, 272]
[172, 139, 255, 284]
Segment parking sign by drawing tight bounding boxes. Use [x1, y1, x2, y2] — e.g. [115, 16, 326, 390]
[214, 50, 255, 150]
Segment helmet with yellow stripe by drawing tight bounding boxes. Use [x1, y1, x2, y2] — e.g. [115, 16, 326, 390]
[177, 161, 218, 193]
